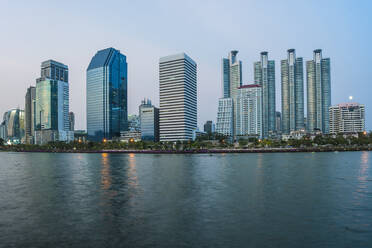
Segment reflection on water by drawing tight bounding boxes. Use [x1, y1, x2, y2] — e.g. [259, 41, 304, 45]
[0, 152, 371, 247]
[127, 153, 138, 188]
[359, 152, 369, 181]
[101, 153, 111, 190]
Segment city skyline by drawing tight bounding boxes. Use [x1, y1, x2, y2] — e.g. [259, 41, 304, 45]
[0, 1, 371, 130]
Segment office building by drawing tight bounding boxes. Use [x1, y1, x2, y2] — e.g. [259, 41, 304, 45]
[69, 112, 75, 131]
[306, 49, 331, 133]
[139, 99, 159, 142]
[329, 103, 365, 134]
[35, 60, 73, 144]
[235, 84, 262, 138]
[281, 49, 304, 134]
[25, 86, 36, 144]
[203, 120, 215, 134]
[128, 114, 140, 131]
[1, 109, 24, 144]
[87, 47, 128, 141]
[216, 98, 234, 136]
[254, 52, 275, 137]
[159, 53, 197, 141]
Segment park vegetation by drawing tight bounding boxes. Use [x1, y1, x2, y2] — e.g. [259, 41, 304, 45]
[1, 132, 372, 153]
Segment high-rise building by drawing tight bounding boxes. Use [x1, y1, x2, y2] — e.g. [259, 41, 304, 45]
[159, 53, 197, 141]
[281, 49, 304, 134]
[25, 86, 36, 144]
[217, 51, 242, 138]
[216, 98, 234, 137]
[275, 111, 282, 133]
[306, 49, 331, 133]
[222, 58, 230, 98]
[139, 99, 159, 142]
[235, 84, 262, 138]
[69, 112, 75, 131]
[87, 48, 128, 141]
[329, 103, 365, 134]
[1, 109, 24, 144]
[203, 120, 215, 134]
[228, 51, 243, 99]
[128, 115, 140, 132]
[35, 60, 72, 144]
[254, 52, 275, 138]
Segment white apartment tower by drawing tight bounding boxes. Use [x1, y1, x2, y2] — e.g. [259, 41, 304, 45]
[235, 85, 263, 138]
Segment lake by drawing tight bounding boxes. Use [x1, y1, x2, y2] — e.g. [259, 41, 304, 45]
[0, 152, 371, 247]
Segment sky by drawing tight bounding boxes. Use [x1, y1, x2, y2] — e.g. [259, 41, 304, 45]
[0, 0, 371, 130]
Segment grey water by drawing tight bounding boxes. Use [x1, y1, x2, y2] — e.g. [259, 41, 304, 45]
[0, 151, 371, 247]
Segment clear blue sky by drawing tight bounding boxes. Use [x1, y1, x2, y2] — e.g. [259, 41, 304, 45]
[0, 0, 371, 130]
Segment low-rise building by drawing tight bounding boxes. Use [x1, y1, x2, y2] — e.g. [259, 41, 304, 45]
[329, 103, 365, 134]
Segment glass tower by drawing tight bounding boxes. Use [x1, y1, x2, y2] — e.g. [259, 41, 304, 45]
[35, 60, 69, 132]
[87, 48, 128, 141]
[281, 49, 304, 134]
[139, 99, 159, 142]
[222, 58, 230, 98]
[306, 49, 331, 133]
[25, 86, 36, 144]
[254, 52, 275, 138]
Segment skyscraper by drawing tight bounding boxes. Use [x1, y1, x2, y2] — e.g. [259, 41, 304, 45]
[275, 111, 282, 133]
[87, 48, 128, 141]
[216, 98, 234, 136]
[203, 120, 214, 134]
[306, 49, 331, 133]
[281, 49, 304, 134]
[228, 51, 243, 99]
[69, 112, 75, 131]
[217, 51, 242, 138]
[139, 99, 159, 142]
[235, 85, 262, 138]
[159, 53, 197, 141]
[25, 86, 36, 144]
[35, 60, 72, 144]
[329, 103, 364, 134]
[1, 109, 24, 143]
[254, 52, 275, 138]
[222, 58, 230, 98]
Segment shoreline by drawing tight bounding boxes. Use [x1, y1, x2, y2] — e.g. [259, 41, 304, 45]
[1, 147, 371, 154]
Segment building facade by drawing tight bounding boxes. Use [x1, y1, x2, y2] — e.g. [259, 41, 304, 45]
[254, 52, 275, 138]
[25, 86, 36, 144]
[1, 109, 25, 144]
[35, 60, 72, 144]
[235, 85, 262, 138]
[87, 48, 128, 141]
[216, 98, 234, 137]
[139, 99, 159, 142]
[69, 112, 75, 131]
[159, 53, 197, 141]
[275, 111, 282, 133]
[217, 51, 242, 137]
[281, 49, 304, 134]
[306, 49, 331, 133]
[329, 103, 364, 134]
[203, 120, 215, 134]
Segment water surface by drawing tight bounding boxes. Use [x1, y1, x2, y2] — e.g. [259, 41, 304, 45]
[0, 152, 371, 247]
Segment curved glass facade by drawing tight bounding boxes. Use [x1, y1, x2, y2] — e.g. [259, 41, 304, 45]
[87, 48, 128, 141]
